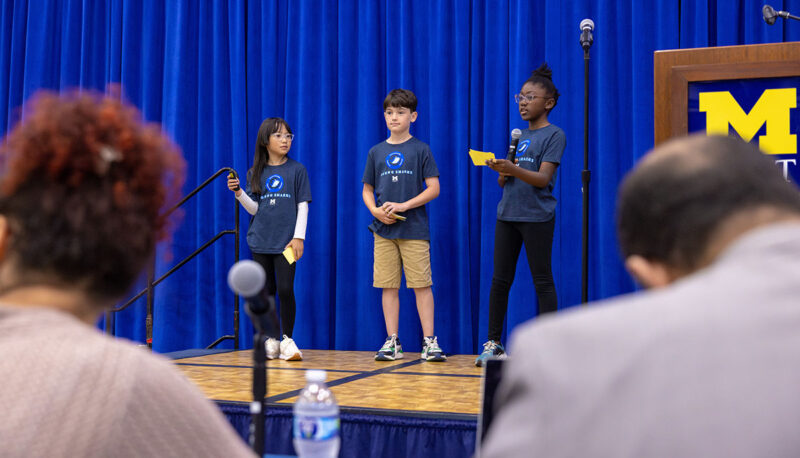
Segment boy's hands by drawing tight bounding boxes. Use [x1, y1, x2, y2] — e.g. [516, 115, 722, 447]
[371, 206, 397, 225]
[381, 201, 409, 215]
[285, 238, 304, 261]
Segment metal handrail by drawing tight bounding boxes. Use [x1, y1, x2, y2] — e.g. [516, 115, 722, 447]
[105, 167, 241, 350]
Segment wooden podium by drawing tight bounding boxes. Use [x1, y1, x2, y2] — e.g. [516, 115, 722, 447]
[654, 42, 800, 145]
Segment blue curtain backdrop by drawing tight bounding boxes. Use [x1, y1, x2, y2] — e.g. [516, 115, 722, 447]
[1, 0, 798, 354]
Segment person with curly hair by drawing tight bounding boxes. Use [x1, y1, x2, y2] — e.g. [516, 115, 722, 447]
[0, 90, 254, 456]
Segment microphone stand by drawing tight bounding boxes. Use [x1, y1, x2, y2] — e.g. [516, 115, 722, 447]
[580, 22, 593, 304]
[763, 5, 800, 25]
[245, 297, 279, 456]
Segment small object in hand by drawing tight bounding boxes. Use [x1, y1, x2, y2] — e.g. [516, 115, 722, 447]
[282, 246, 296, 264]
[228, 172, 240, 191]
[391, 213, 407, 221]
[469, 149, 495, 166]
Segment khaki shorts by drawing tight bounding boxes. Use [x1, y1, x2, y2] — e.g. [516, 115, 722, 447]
[373, 233, 433, 289]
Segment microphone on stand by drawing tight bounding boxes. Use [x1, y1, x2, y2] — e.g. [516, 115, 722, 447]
[763, 4, 800, 24]
[580, 19, 594, 51]
[227, 260, 279, 336]
[227, 259, 279, 456]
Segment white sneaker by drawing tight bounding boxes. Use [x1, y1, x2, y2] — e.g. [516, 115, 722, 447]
[279, 335, 302, 361]
[265, 338, 280, 360]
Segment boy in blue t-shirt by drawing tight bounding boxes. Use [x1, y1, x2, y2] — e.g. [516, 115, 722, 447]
[361, 89, 446, 362]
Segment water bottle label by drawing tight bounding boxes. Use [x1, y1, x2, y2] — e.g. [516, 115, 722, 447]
[293, 415, 340, 441]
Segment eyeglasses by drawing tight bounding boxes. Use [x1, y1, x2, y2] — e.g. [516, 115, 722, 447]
[271, 133, 295, 141]
[514, 93, 548, 104]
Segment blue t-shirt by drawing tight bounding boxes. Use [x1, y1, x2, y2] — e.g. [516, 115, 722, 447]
[497, 124, 566, 222]
[362, 137, 439, 240]
[246, 158, 312, 254]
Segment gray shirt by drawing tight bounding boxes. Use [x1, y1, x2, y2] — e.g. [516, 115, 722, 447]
[497, 124, 566, 222]
[362, 137, 439, 240]
[482, 223, 800, 458]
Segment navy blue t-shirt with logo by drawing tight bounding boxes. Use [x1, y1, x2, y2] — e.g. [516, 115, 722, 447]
[362, 137, 439, 240]
[497, 124, 566, 222]
[246, 157, 312, 254]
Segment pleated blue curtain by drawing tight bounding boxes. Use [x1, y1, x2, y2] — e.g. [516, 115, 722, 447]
[0, 0, 794, 353]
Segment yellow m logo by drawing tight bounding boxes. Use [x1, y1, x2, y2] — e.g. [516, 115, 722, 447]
[698, 88, 796, 155]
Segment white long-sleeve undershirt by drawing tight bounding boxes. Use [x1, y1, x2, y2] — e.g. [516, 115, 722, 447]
[235, 192, 308, 239]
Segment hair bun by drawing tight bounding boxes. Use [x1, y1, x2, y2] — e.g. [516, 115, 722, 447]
[532, 62, 553, 80]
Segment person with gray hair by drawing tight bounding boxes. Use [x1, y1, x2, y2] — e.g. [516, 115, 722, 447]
[482, 135, 800, 457]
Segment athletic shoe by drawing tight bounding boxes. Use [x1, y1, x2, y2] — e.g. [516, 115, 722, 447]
[375, 334, 403, 361]
[421, 336, 447, 362]
[474, 340, 507, 367]
[265, 338, 280, 360]
[279, 335, 303, 361]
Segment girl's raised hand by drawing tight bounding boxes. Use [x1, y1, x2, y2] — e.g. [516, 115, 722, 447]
[227, 177, 241, 195]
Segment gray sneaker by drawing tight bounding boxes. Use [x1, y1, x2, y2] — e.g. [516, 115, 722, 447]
[474, 340, 506, 367]
[375, 334, 403, 361]
[421, 336, 447, 362]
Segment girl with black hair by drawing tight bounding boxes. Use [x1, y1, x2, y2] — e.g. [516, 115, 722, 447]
[476, 63, 567, 367]
[228, 117, 311, 361]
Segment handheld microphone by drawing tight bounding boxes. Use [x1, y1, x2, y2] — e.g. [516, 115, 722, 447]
[506, 129, 522, 161]
[227, 260, 279, 335]
[763, 4, 800, 24]
[580, 19, 594, 51]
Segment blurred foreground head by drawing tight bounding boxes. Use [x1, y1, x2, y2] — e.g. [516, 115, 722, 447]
[0, 90, 185, 307]
[617, 135, 800, 287]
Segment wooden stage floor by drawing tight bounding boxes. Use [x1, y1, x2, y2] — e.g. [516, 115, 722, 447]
[175, 350, 483, 420]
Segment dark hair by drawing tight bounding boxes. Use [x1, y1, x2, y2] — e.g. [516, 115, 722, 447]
[248, 117, 293, 195]
[383, 89, 417, 112]
[524, 62, 560, 112]
[617, 135, 800, 271]
[0, 89, 186, 301]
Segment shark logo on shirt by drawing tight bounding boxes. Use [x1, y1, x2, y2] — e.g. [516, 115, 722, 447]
[386, 152, 405, 169]
[517, 139, 531, 157]
[265, 174, 284, 193]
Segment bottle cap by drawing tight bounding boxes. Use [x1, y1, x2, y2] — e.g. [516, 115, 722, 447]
[305, 369, 327, 382]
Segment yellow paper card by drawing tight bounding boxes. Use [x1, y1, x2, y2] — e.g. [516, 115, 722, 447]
[283, 247, 296, 264]
[469, 149, 495, 166]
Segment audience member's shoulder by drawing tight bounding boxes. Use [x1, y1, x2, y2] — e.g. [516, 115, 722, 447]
[509, 287, 681, 348]
[1, 306, 181, 377]
[0, 306, 128, 354]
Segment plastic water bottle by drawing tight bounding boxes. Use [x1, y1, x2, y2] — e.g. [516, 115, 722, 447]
[293, 369, 340, 457]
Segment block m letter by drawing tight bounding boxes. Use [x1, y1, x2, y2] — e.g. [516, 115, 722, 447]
[699, 88, 796, 155]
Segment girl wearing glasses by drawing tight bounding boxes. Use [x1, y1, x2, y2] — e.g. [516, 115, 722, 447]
[476, 63, 567, 367]
[227, 117, 311, 361]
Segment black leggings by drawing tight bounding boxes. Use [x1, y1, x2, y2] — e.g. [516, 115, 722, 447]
[252, 252, 296, 338]
[487, 218, 557, 342]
